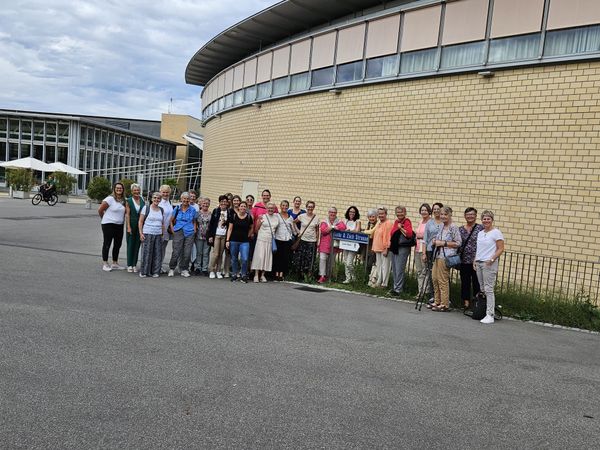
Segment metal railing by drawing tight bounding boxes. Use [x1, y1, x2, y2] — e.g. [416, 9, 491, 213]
[334, 249, 600, 302]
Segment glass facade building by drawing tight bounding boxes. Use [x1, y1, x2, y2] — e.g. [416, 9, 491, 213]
[0, 110, 177, 193]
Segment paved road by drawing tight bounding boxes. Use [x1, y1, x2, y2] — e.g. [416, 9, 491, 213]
[0, 199, 599, 449]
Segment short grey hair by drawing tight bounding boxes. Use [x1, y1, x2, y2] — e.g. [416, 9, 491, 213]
[131, 183, 141, 191]
[328, 206, 337, 213]
[481, 210, 495, 221]
[180, 192, 190, 199]
[377, 206, 387, 213]
[367, 208, 378, 217]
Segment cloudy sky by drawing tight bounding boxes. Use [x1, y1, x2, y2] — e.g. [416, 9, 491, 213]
[0, 0, 277, 120]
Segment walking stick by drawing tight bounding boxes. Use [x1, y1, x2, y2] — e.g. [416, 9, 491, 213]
[415, 247, 438, 311]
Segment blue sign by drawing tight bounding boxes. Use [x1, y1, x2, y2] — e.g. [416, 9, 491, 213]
[333, 231, 369, 245]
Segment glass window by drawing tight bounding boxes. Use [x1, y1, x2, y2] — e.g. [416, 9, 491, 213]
[46, 122, 57, 141]
[21, 121, 32, 140]
[400, 48, 438, 74]
[57, 146, 67, 164]
[9, 120, 19, 139]
[440, 41, 485, 69]
[101, 131, 107, 149]
[34, 121, 44, 141]
[272, 77, 289, 96]
[94, 129, 100, 148]
[46, 145, 56, 163]
[244, 86, 257, 103]
[218, 97, 225, 111]
[0, 141, 6, 160]
[544, 25, 600, 57]
[225, 93, 233, 108]
[32, 144, 42, 160]
[489, 33, 540, 63]
[336, 61, 364, 83]
[0, 117, 6, 138]
[257, 81, 272, 99]
[79, 149, 85, 170]
[9, 142, 18, 160]
[87, 128, 93, 147]
[80, 127, 86, 146]
[58, 123, 69, 144]
[311, 67, 334, 87]
[86, 151, 92, 172]
[234, 89, 244, 105]
[366, 55, 399, 79]
[108, 132, 114, 149]
[21, 143, 31, 158]
[290, 72, 310, 92]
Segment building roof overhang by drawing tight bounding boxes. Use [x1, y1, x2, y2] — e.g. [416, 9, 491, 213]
[185, 0, 390, 86]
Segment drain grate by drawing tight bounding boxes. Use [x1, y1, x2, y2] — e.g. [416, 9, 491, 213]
[295, 286, 327, 293]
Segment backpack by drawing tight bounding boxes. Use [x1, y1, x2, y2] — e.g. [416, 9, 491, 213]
[142, 205, 164, 228]
[464, 292, 503, 321]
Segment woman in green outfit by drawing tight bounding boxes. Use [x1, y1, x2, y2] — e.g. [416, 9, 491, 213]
[125, 183, 145, 272]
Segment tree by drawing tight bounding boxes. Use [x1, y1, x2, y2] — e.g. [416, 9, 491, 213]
[6, 168, 34, 191]
[86, 176, 112, 202]
[52, 172, 77, 195]
[119, 178, 136, 197]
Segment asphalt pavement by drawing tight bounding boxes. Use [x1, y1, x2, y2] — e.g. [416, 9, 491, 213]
[0, 199, 598, 449]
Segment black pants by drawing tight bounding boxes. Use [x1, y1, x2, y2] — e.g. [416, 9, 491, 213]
[459, 262, 481, 302]
[102, 223, 124, 262]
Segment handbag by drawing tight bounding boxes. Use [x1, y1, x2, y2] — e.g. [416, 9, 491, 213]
[438, 226, 461, 269]
[291, 214, 316, 251]
[264, 214, 278, 253]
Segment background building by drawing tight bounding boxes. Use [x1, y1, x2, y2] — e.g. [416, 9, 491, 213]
[0, 110, 203, 193]
[186, 0, 600, 288]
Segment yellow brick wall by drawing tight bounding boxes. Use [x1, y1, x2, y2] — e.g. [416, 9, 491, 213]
[200, 62, 600, 264]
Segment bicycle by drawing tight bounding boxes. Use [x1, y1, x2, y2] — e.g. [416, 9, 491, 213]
[32, 192, 58, 206]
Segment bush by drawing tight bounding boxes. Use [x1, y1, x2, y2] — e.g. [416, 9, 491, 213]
[119, 178, 136, 197]
[52, 172, 77, 195]
[6, 168, 34, 191]
[86, 176, 112, 202]
[162, 178, 177, 190]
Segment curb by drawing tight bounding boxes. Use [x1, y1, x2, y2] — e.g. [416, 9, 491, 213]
[286, 281, 600, 336]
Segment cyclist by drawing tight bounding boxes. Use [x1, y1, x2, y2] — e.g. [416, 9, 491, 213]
[40, 175, 56, 200]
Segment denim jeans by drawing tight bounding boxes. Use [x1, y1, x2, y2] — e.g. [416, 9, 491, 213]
[230, 241, 250, 277]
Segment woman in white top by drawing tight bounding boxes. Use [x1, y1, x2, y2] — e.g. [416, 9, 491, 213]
[138, 192, 165, 277]
[474, 210, 505, 324]
[342, 206, 362, 283]
[98, 182, 126, 272]
[292, 200, 320, 277]
[158, 185, 174, 272]
[251, 202, 280, 282]
[273, 200, 297, 281]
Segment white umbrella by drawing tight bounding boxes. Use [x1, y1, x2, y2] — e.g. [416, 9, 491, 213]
[0, 156, 54, 172]
[48, 162, 86, 175]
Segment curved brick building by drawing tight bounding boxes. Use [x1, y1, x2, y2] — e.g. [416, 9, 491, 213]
[186, 0, 600, 291]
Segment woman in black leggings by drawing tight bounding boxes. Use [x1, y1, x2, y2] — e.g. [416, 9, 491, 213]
[98, 182, 126, 271]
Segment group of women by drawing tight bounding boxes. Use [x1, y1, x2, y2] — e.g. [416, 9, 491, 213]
[98, 184, 504, 323]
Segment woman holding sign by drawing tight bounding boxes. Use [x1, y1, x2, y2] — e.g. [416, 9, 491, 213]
[341, 206, 362, 283]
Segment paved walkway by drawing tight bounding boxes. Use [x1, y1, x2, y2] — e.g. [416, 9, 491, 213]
[0, 200, 598, 449]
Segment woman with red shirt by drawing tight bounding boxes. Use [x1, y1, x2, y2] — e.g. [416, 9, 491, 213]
[389, 206, 414, 296]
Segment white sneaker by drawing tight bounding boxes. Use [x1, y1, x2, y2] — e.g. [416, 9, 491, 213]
[209, 272, 216, 279]
[223, 273, 230, 278]
[139, 273, 146, 278]
[480, 314, 495, 324]
[260, 275, 267, 283]
[133, 267, 138, 273]
[102, 264, 112, 272]
[152, 274, 159, 278]
[168, 269, 175, 277]
[181, 270, 190, 278]
[216, 272, 224, 279]
[127, 266, 133, 273]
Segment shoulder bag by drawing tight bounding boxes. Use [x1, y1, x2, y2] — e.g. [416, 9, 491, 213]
[439, 226, 461, 269]
[264, 214, 278, 253]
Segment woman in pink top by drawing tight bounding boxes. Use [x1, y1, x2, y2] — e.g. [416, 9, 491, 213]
[371, 206, 394, 288]
[414, 203, 432, 299]
[317, 207, 346, 283]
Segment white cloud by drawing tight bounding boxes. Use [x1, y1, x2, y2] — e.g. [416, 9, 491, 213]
[0, 0, 277, 119]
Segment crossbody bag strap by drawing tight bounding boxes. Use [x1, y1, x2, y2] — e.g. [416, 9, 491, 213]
[296, 214, 316, 241]
[264, 214, 275, 241]
[459, 225, 478, 256]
